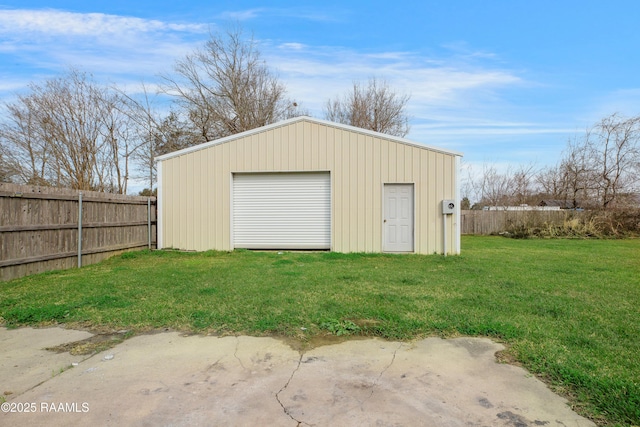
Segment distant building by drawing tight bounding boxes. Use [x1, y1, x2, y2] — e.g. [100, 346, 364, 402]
[483, 204, 560, 211]
[539, 199, 582, 210]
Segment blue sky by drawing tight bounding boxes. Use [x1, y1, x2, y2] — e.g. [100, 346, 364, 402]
[1, 1, 639, 175]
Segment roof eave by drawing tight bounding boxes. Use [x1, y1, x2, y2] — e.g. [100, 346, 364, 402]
[154, 116, 463, 162]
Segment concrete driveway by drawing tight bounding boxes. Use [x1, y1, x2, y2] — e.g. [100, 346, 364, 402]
[0, 327, 595, 426]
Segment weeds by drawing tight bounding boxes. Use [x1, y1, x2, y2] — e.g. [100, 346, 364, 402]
[320, 319, 361, 336]
[501, 208, 640, 238]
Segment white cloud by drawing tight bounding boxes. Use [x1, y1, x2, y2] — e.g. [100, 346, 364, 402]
[217, 7, 341, 23]
[363, 51, 414, 61]
[0, 8, 210, 94]
[265, 46, 525, 123]
[413, 125, 576, 137]
[217, 9, 264, 21]
[586, 88, 640, 123]
[278, 42, 306, 51]
[0, 76, 30, 93]
[0, 9, 208, 36]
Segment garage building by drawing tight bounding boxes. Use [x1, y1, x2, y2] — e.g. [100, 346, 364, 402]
[156, 116, 462, 254]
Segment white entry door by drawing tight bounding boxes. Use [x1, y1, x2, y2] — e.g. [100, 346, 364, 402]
[383, 184, 414, 252]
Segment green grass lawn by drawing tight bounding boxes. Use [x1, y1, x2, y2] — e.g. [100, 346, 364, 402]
[1, 236, 638, 426]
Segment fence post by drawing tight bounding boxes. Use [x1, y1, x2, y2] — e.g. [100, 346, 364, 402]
[148, 197, 151, 250]
[77, 192, 83, 268]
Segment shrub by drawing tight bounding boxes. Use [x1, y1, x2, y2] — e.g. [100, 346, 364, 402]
[502, 208, 640, 238]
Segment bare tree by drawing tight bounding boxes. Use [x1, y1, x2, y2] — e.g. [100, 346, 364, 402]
[461, 113, 640, 210]
[0, 151, 14, 182]
[161, 27, 301, 143]
[0, 69, 143, 193]
[463, 162, 538, 208]
[557, 136, 594, 208]
[460, 161, 479, 206]
[555, 114, 640, 209]
[116, 83, 193, 194]
[134, 110, 197, 192]
[324, 77, 410, 137]
[473, 163, 512, 207]
[0, 97, 50, 185]
[587, 113, 640, 208]
[100, 94, 144, 194]
[536, 163, 567, 200]
[510, 163, 537, 205]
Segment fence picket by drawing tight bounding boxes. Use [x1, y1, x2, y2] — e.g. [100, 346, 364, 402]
[460, 210, 579, 235]
[0, 183, 156, 281]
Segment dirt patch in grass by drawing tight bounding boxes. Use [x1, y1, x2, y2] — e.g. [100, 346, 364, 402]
[279, 332, 370, 352]
[45, 329, 132, 355]
[495, 346, 520, 366]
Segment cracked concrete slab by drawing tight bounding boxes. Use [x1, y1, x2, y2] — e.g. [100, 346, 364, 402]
[0, 327, 596, 426]
[277, 337, 594, 426]
[0, 327, 93, 398]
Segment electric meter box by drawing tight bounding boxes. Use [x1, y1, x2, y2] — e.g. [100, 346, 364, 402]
[442, 199, 456, 214]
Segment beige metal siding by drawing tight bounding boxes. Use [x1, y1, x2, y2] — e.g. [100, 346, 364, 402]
[159, 118, 460, 254]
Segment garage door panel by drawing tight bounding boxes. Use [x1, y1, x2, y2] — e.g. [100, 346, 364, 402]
[233, 173, 331, 249]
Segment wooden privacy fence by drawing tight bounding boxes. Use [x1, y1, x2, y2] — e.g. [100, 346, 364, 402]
[0, 183, 156, 281]
[460, 209, 580, 235]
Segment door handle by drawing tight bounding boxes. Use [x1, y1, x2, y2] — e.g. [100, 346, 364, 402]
[383, 219, 387, 223]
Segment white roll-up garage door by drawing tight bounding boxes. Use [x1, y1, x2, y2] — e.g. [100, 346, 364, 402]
[233, 172, 331, 249]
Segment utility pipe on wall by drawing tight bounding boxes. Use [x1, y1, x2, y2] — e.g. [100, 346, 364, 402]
[441, 199, 455, 257]
[443, 214, 447, 257]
